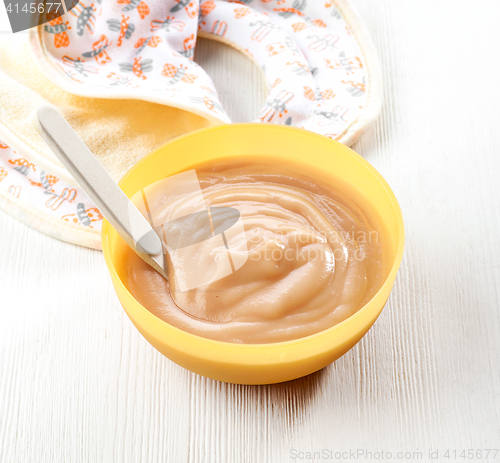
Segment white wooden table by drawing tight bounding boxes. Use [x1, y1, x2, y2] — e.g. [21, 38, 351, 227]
[1, 1, 499, 462]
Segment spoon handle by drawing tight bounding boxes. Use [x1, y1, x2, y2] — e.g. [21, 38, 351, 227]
[36, 105, 163, 258]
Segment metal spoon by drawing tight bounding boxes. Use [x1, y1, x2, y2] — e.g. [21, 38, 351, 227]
[36, 105, 169, 280]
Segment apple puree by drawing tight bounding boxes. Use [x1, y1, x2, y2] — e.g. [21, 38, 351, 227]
[122, 158, 390, 344]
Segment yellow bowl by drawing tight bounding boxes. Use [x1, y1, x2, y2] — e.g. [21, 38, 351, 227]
[102, 124, 404, 385]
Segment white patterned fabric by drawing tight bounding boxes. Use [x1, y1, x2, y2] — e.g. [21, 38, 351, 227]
[0, 0, 382, 249]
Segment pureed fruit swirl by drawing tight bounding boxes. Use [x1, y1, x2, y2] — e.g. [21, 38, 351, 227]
[121, 158, 392, 344]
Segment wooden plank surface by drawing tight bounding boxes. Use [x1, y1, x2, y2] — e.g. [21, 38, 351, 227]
[1, 1, 499, 461]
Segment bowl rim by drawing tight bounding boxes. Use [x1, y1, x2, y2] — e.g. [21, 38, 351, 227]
[102, 123, 405, 355]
